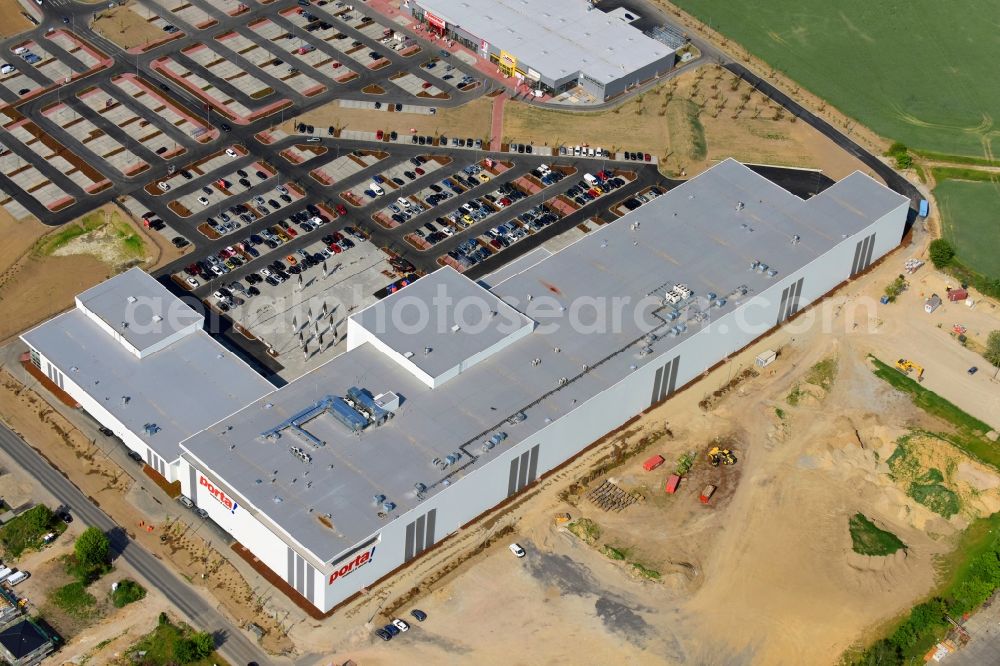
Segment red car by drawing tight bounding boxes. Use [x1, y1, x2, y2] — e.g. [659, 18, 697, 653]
[332, 62, 342, 69]
[376, 129, 384, 140]
[644, 153, 651, 162]
[414, 167, 424, 175]
[421, 81, 432, 89]
[329, 243, 342, 254]
[284, 226, 298, 237]
[335, 204, 347, 216]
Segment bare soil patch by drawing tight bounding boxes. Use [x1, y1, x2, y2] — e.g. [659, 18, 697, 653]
[92, 4, 168, 50]
[0, 0, 33, 38]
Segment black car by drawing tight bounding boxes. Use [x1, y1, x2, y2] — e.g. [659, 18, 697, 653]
[256, 170, 268, 179]
[181, 170, 193, 180]
[171, 237, 189, 248]
[410, 609, 427, 622]
[56, 506, 73, 524]
[220, 123, 232, 132]
[98, 426, 114, 437]
[374, 628, 392, 641]
[127, 450, 144, 463]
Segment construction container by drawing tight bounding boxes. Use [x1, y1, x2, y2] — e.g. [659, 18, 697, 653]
[665, 474, 681, 494]
[755, 350, 777, 368]
[700, 485, 716, 504]
[947, 288, 968, 302]
[643, 454, 665, 471]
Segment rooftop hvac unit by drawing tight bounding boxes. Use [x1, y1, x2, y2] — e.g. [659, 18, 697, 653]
[506, 412, 526, 425]
[347, 387, 390, 426]
[382, 501, 396, 513]
[665, 311, 680, 321]
[414, 483, 427, 494]
[755, 263, 768, 274]
[432, 457, 446, 470]
[489, 432, 508, 447]
[750, 260, 760, 271]
[712, 298, 727, 308]
[374, 391, 400, 412]
[445, 453, 461, 466]
[766, 269, 778, 278]
[372, 494, 386, 505]
[674, 284, 692, 298]
[664, 291, 681, 305]
[706, 292, 717, 301]
[482, 440, 496, 452]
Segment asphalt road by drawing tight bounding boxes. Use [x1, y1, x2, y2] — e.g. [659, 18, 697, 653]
[0, 422, 270, 666]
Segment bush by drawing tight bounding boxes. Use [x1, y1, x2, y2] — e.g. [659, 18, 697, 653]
[173, 631, 214, 663]
[985, 331, 1000, 368]
[0, 505, 56, 557]
[884, 275, 906, 302]
[111, 579, 146, 608]
[928, 239, 956, 268]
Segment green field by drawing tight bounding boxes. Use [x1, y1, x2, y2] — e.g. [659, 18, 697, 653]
[934, 178, 1000, 277]
[671, 0, 1000, 159]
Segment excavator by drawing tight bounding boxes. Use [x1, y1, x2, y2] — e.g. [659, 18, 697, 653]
[707, 447, 737, 467]
[895, 358, 924, 382]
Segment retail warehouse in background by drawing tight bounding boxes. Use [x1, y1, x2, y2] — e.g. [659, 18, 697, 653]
[404, 0, 677, 100]
[21, 160, 908, 614]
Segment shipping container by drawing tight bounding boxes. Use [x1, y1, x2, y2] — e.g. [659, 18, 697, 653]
[643, 454, 665, 471]
[665, 474, 681, 494]
[700, 485, 716, 504]
[947, 288, 968, 302]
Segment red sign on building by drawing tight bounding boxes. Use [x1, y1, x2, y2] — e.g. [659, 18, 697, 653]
[426, 11, 446, 31]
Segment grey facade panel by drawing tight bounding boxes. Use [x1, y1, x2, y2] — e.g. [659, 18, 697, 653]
[287, 548, 294, 585]
[517, 450, 530, 489]
[306, 566, 315, 603]
[507, 458, 519, 497]
[776, 285, 790, 324]
[295, 555, 305, 595]
[414, 515, 426, 554]
[527, 445, 539, 485]
[864, 233, 876, 269]
[650, 366, 664, 406]
[404, 521, 415, 562]
[851, 238, 865, 275]
[424, 509, 436, 548]
[666, 356, 679, 397]
[189, 466, 198, 506]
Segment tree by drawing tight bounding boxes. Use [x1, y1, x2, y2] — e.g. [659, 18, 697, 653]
[928, 239, 956, 268]
[74, 527, 110, 571]
[173, 632, 213, 663]
[986, 331, 1000, 369]
[884, 275, 907, 302]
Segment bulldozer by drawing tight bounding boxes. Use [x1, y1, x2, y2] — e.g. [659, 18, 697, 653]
[895, 358, 924, 381]
[707, 447, 737, 467]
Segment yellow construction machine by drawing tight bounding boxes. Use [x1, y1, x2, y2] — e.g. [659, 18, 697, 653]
[895, 358, 924, 381]
[707, 447, 737, 467]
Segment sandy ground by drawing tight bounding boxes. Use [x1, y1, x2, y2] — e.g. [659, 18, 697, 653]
[504, 65, 880, 181]
[91, 3, 166, 51]
[284, 97, 493, 142]
[0, 202, 179, 345]
[0, 0, 34, 39]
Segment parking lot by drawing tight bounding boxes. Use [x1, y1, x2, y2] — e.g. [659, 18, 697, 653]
[0, 0, 660, 382]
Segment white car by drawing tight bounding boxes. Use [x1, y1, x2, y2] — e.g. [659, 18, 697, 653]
[226, 148, 238, 158]
[275, 185, 288, 195]
[509, 543, 526, 558]
[197, 196, 209, 206]
[260, 267, 273, 278]
[371, 183, 385, 196]
[392, 618, 409, 632]
[396, 196, 411, 209]
[157, 181, 170, 192]
[185, 277, 198, 287]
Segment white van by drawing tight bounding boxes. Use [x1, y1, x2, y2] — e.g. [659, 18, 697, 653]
[0, 566, 12, 583]
[0, 64, 12, 75]
[7, 570, 29, 586]
[583, 173, 598, 186]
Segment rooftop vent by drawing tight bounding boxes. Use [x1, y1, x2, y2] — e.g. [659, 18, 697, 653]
[403, 351, 414, 359]
[152, 315, 162, 323]
[414, 482, 427, 494]
[451, 324, 461, 332]
[126, 296, 137, 303]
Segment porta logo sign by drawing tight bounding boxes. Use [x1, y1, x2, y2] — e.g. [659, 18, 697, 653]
[199, 475, 238, 514]
[329, 545, 376, 585]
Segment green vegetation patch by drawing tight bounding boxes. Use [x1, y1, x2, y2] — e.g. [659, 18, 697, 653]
[128, 614, 223, 666]
[805, 356, 837, 390]
[601, 545, 627, 561]
[37, 209, 146, 261]
[38, 214, 103, 255]
[567, 518, 602, 545]
[870, 356, 998, 469]
[0, 505, 63, 558]
[849, 513, 906, 556]
[852, 513, 1000, 664]
[50, 581, 98, 619]
[908, 483, 961, 518]
[786, 385, 804, 406]
[934, 179, 1000, 278]
[666, 98, 706, 161]
[670, 0, 1000, 159]
[630, 562, 662, 580]
[111, 579, 147, 608]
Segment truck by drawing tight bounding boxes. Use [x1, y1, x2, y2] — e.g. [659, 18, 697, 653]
[918, 199, 929, 218]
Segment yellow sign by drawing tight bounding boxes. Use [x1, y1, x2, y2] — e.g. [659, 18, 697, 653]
[499, 50, 517, 71]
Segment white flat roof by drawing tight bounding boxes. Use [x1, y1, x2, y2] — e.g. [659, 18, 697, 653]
[417, 0, 675, 85]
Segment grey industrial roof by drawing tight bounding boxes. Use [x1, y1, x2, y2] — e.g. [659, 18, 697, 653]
[180, 160, 907, 564]
[76, 267, 203, 353]
[417, 0, 675, 85]
[22, 308, 274, 463]
[351, 266, 534, 381]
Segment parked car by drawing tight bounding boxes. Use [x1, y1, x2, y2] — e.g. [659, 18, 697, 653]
[509, 543, 526, 558]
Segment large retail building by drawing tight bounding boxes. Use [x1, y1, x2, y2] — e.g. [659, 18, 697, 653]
[22, 160, 909, 613]
[404, 0, 676, 100]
